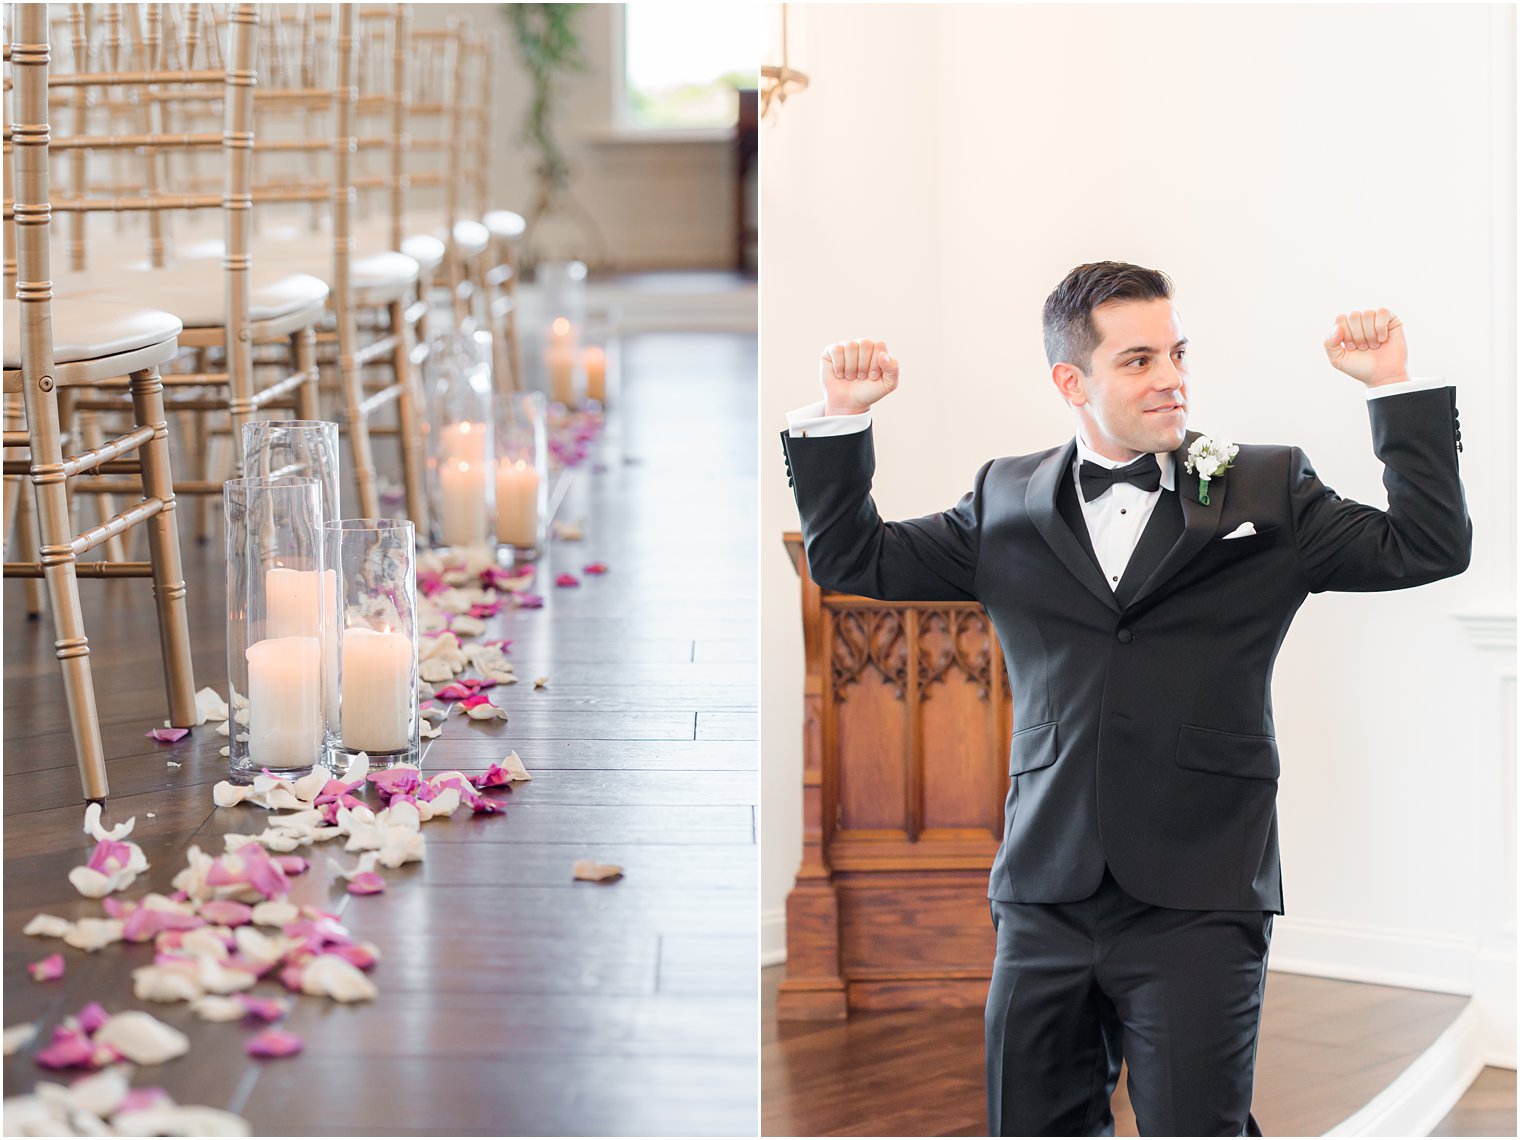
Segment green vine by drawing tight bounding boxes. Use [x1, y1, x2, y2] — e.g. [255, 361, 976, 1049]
[504, 4, 586, 196]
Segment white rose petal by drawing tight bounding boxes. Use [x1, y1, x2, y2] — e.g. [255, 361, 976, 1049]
[215, 720, 231, 737]
[419, 658, 457, 684]
[112, 1105, 252, 1136]
[380, 801, 422, 833]
[195, 687, 229, 726]
[292, 769, 329, 803]
[194, 957, 257, 996]
[64, 1064, 132, 1120]
[233, 926, 291, 966]
[501, 751, 533, 782]
[465, 702, 508, 721]
[83, 802, 136, 842]
[190, 995, 247, 1023]
[420, 720, 442, 740]
[249, 900, 299, 927]
[300, 954, 378, 1003]
[92, 1011, 190, 1065]
[132, 964, 204, 1004]
[332, 851, 380, 882]
[222, 834, 260, 854]
[416, 786, 461, 820]
[68, 866, 117, 899]
[376, 828, 425, 869]
[213, 781, 254, 808]
[23, 914, 73, 938]
[450, 615, 486, 638]
[3, 1023, 38, 1055]
[179, 927, 232, 961]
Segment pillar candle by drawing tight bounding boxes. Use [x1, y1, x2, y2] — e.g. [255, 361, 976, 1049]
[547, 316, 576, 406]
[495, 458, 541, 547]
[583, 346, 607, 404]
[340, 626, 414, 752]
[265, 566, 321, 639]
[441, 421, 488, 467]
[439, 459, 489, 548]
[246, 636, 321, 769]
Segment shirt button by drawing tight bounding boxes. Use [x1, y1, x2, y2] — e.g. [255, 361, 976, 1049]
[1120, 508, 1127, 514]
[1116, 628, 1133, 644]
[1111, 575, 1118, 582]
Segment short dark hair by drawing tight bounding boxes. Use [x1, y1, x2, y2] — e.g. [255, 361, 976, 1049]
[1042, 261, 1173, 372]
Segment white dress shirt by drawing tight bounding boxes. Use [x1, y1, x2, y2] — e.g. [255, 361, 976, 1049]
[784, 376, 1447, 592]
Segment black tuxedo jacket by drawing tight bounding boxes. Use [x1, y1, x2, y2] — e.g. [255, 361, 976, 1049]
[782, 387, 1470, 913]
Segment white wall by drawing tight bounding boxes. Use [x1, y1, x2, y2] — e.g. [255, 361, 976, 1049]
[414, 3, 740, 271]
[761, 2, 1515, 1065]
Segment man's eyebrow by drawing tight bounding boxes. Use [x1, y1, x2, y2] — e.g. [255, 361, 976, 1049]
[1112, 337, 1189, 360]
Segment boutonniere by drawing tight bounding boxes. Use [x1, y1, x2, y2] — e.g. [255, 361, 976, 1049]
[1184, 436, 1239, 506]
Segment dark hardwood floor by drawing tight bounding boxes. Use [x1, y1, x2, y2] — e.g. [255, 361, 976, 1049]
[762, 965, 1513, 1137]
[3, 332, 759, 1136]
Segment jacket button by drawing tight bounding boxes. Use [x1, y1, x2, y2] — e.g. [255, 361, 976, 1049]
[1116, 628, 1133, 644]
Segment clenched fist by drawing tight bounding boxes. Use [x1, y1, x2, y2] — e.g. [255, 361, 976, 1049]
[820, 338, 899, 416]
[1324, 308, 1410, 388]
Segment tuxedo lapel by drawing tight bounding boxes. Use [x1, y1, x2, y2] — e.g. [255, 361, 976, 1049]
[1114, 488, 1183, 609]
[1026, 440, 1122, 614]
[1127, 432, 1229, 608]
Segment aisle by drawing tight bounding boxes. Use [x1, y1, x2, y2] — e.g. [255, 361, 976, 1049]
[2, 332, 759, 1135]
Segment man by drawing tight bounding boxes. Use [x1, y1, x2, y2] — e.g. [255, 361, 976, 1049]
[780, 262, 1470, 1137]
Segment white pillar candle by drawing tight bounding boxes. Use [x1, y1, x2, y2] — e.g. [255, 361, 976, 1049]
[265, 566, 321, 639]
[583, 346, 607, 404]
[547, 316, 576, 406]
[495, 458, 541, 547]
[340, 626, 414, 752]
[246, 636, 322, 769]
[439, 459, 488, 548]
[441, 421, 487, 467]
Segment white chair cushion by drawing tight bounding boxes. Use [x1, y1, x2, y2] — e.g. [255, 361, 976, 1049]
[55, 262, 330, 328]
[484, 210, 526, 240]
[3, 299, 181, 369]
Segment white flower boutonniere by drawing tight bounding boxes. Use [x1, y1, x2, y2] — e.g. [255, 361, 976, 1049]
[1184, 436, 1239, 506]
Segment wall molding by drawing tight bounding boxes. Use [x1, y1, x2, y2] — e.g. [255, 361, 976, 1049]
[1267, 916, 1477, 995]
[762, 905, 787, 968]
[1326, 1001, 1487, 1136]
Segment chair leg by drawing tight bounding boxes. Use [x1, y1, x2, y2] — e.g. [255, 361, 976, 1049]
[292, 326, 320, 421]
[192, 400, 212, 544]
[15, 476, 46, 617]
[128, 366, 197, 728]
[339, 332, 381, 520]
[24, 385, 108, 801]
[4, 392, 27, 545]
[391, 297, 428, 533]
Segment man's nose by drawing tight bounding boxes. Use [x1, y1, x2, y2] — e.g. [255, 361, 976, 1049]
[1153, 358, 1183, 391]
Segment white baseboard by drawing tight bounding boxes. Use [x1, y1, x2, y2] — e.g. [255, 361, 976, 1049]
[761, 906, 787, 968]
[586, 281, 758, 335]
[1326, 1001, 1486, 1136]
[1268, 916, 1476, 995]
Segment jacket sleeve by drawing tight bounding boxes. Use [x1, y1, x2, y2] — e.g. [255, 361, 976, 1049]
[781, 426, 987, 602]
[1289, 386, 1471, 593]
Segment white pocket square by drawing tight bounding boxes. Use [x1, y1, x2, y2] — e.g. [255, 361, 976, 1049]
[1222, 522, 1257, 540]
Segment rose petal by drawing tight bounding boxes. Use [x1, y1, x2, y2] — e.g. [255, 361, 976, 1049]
[434, 682, 474, 701]
[346, 871, 386, 896]
[582, 562, 608, 575]
[516, 593, 544, 609]
[93, 1010, 190, 1065]
[300, 954, 378, 1002]
[147, 727, 190, 744]
[246, 1028, 304, 1059]
[554, 573, 580, 588]
[63, 919, 125, 953]
[573, 859, 624, 882]
[122, 907, 205, 944]
[35, 1026, 102, 1070]
[83, 803, 135, 842]
[77, 1003, 111, 1036]
[28, 953, 65, 982]
[198, 900, 254, 927]
[534, 676, 549, 691]
[23, 914, 73, 938]
[4, 1023, 38, 1055]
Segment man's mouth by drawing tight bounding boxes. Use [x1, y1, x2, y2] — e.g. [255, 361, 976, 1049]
[1145, 403, 1184, 414]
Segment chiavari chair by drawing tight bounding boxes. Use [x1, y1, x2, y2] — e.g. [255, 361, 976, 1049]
[47, 2, 329, 510]
[4, 0, 197, 802]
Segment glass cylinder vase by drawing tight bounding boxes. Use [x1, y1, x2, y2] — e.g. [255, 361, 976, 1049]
[324, 519, 419, 768]
[526, 259, 587, 409]
[581, 304, 620, 410]
[224, 476, 328, 780]
[494, 390, 549, 561]
[241, 419, 341, 521]
[425, 333, 496, 552]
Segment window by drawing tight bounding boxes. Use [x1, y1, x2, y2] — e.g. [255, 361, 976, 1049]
[621, 3, 759, 132]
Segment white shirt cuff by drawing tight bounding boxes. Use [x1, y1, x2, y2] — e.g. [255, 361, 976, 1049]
[787, 400, 873, 437]
[1366, 376, 1447, 400]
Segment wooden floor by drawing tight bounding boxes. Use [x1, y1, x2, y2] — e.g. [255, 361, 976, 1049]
[3, 332, 759, 1136]
[762, 965, 1512, 1137]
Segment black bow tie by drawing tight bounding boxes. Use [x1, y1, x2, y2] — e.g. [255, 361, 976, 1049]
[1079, 453, 1163, 502]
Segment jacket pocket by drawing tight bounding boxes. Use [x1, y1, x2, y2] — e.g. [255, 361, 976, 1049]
[1175, 724, 1280, 780]
[1009, 720, 1058, 776]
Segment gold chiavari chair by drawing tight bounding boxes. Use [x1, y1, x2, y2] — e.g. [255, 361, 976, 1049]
[49, 3, 329, 499]
[3, 0, 196, 802]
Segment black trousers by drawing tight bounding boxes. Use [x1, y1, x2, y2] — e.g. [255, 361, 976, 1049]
[986, 866, 1272, 1137]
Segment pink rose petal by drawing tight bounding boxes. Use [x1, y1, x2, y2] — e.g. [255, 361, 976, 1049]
[346, 872, 386, 896]
[147, 727, 190, 744]
[28, 953, 65, 982]
[86, 838, 135, 875]
[554, 573, 580, 588]
[274, 855, 309, 877]
[77, 1003, 110, 1036]
[482, 638, 512, 652]
[102, 897, 136, 920]
[328, 942, 378, 971]
[235, 994, 287, 1022]
[368, 768, 421, 800]
[582, 562, 608, 575]
[118, 1088, 172, 1115]
[199, 900, 254, 927]
[35, 1026, 101, 1070]
[469, 763, 514, 790]
[460, 694, 493, 710]
[435, 682, 474, 701]
[123, 907, 204, 943]
[469, 601, 502, 618]
[278, 963, 306, 992]
[247, 1028, 304, 1059]
[225, 954, 277, 979]
[516, 594, 544, 609]
[314, 777, 366, 806]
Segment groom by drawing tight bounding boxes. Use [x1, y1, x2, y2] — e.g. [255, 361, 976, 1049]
[780, 262, 1471, 1136]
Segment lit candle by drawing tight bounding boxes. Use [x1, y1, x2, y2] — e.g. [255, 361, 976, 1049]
[246, 636, 322, 769]
[439, 458, 489, 548]
[441, 421, 487, 467]
[583, 345, 607, 404]
[495, 457, 540, 547]
[547, 316, 576, 406]
[265, 566, 320, 639]
[340, 626, 414, 752]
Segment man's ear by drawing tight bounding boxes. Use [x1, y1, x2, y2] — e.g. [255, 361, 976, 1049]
[1052, 362, 1087, 407]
